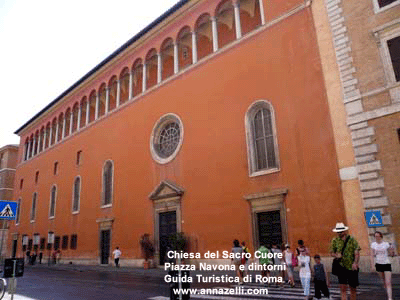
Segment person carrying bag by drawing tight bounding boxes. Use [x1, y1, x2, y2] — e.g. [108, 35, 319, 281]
[332, 235, 350, 276]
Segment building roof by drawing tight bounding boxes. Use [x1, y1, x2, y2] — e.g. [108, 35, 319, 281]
[0, 144, 19, 153]
[15, 0, 188, 135]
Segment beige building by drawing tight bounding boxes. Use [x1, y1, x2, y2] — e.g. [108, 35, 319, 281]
[0, 144, 18, 202]
[0, 144, 19, 257]
[312, 0, 400, 272]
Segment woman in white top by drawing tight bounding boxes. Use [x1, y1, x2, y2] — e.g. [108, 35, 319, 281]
[283, 244, 295, 287]
[370, 231, 395, 300]
[298, 252, 312, 300]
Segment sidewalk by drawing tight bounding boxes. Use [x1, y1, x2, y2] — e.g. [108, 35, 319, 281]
[23, 263, 400, 299]
[28, 261, 400, 285]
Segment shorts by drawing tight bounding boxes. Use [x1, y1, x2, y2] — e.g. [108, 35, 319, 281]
[337, 267, 359, 288]
[376, 263, 391, 272]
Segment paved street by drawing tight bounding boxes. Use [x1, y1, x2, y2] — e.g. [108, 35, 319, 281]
[3, 264, 400, 300]
[5, 266, 169, 300]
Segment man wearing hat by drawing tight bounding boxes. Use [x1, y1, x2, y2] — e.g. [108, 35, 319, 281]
[329, 222, 360, 300]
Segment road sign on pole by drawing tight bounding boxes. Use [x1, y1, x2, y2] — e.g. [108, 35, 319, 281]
[0, 201, 18, 220]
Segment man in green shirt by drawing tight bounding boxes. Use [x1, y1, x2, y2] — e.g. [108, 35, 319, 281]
[330, 222, 360, 300]
[258, 243, 271, 283]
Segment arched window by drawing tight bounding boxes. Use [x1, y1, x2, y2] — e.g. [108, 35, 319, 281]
[57, 113, 64, 142]
[24, 138, 29, 161]
[51, 119, 57, 146]
[29, 135, 34, 158]
[177, 26, 193, 71]
[102, 161, 114, 206]
[49, 185, 57, 218]
[239, 0, 261, 35]
[98, 84, 106, 118]
[40, 127, 45, 152]
[245, 100, 279, 176]
[160, 38, 175, 80]
[72, 177, 81, 213]
[216, 0, 236, 49]
[45, 123, 51, 149]
[34, 131, 39, 155]
[80, 97, 87, 128]
[120, 68, 130, 105]
[145, 49, 158, 89]
[30, 192, 37, 221]
[88, 90, 97, 123]
[132, 59, 143, 97]
[108, 76, 118, 111]
[195, 14, 213, 60]
[65, 108, 71, 137]
[71, 102, 79, 133]
[39, 127, 45, 153]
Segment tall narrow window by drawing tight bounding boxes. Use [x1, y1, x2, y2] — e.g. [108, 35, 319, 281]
[62, 235, 69, 250]
[72, 177, 81, 213]
[54, 162, 58, 175]
[35, 171, 39, 184]
[245, 100, 279, 176]
[40, 238, 46, 250]
[54, 236, 60, 250]
[76, 151, 82, 165]
[102, 161, 113, 206]
[387, 36, 400, 82]
[70, 234, 78, 249]
[30, 193, 37, 222]
[49, 185, 57, 218]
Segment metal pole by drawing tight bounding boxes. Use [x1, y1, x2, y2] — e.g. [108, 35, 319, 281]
[178, 255, 182, 300]
[0, 220, 7, 265]
[10, 259, 16, 300]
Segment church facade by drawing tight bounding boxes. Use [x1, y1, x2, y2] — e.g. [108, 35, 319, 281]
[10, 0, 350, 266]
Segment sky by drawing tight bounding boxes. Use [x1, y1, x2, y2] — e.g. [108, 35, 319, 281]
[0, 0, 179, 147]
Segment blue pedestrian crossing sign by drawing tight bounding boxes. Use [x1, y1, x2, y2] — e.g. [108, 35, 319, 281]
[365, 210, 383, 227]
[0, 201, 18, 220]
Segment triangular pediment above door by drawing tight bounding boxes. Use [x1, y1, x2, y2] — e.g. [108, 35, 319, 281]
[149, 180, 184, 200]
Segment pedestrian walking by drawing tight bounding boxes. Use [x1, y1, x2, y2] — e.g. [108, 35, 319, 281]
[113, 246, 122, 268]
[241, 241, 249, 278]
[313, 254, 330, 299]
[370, 231, 395, 300]
[231, 239, 243, 285]
[298, 249, 312, 300]
[56, 249, 62, 264]
[26, 250, 30, 264]
[284, 244, 295, 287]
[52, 250, 57, 264]
[258, 242, 272, 285]
[271, 242, 284, 288]
[330, 222, 360, 300]
[39, 251, 43, 264]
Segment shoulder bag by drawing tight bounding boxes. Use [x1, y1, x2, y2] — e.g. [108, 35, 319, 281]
[332, 235, 350, 276]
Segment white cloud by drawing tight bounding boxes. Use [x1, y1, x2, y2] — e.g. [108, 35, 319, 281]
[0, 0, 178, 146]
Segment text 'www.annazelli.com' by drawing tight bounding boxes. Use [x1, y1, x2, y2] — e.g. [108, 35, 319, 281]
[173, 287, 268, 296]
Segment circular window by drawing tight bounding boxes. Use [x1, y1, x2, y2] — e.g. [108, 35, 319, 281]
[150, 114, 184, 164]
